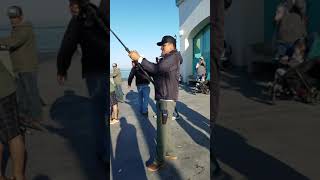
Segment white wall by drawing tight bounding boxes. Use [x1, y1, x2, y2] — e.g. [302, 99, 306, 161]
[224, 0, 264, 66]
[178, 0, 210, 82]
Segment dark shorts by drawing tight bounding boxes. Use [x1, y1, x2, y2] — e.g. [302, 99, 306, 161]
[0, 93, 22, 143]
[110, 91, 117, 106]
[16, 72, 42, 120]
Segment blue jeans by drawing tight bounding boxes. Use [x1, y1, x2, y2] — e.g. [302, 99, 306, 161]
[137, 84, 150, 113]
[85, 74, 109, 161]
[275, 42, 292, 59]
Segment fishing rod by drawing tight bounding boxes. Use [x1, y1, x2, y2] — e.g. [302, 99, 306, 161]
[80, 0, 155, 84]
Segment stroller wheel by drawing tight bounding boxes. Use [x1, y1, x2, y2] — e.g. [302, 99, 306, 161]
[310, 88, 320, 104]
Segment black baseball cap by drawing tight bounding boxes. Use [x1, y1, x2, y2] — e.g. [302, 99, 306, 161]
[157, 35, 176, 46]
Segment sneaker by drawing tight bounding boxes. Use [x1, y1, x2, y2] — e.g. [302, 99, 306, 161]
[147, 162, 165, 172]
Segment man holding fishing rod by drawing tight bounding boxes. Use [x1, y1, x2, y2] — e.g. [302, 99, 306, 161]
[56, 0, 109, 167]
[128, 35, 183, 172]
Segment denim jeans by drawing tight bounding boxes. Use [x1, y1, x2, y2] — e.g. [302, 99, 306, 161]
[85, 74, 109, 161]
[137, 84, 150, 113]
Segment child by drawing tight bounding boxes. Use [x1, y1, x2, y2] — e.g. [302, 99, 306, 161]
[273, 38, 307, 93]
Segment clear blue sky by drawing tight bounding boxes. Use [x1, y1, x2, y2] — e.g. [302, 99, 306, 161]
[110, 0, 180, 69]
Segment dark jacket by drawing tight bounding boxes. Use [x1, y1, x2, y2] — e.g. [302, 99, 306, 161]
[211, 0, 225, 124]
[141, 50, 182, 101]
[128, 65, 150, 87]
[57, 4, 109, 78]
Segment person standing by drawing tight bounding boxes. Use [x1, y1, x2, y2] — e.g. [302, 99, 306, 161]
[0, 6, 43, 130]
[57, 0, 109, 166]
[112, 63, 124, 102]
[211, 0, 232, 178]
[128, 62, 151, 116]
[0, 44, 26, 180]
[196, 56, 207, 81]
[128, 35, 182, 172]
[110, 76, 119, 125]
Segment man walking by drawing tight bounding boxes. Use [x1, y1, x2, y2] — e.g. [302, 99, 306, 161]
[57, 0, 109, 166]
[128, 62, 151, 116]
[129, 35, 182, 172]
[0, 6, 43, 130]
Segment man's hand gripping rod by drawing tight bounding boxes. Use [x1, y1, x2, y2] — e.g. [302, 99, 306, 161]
[110, 29, 155, 84]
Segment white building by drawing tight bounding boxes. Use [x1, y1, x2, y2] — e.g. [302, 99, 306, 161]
[224, 0, 264, 67]
[176, 0, 210, 83]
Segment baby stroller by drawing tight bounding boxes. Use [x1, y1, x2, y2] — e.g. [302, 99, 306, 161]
[191, 80, 210, 95]
[268, 59, 320, 104]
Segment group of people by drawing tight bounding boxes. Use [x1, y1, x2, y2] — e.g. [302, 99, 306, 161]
[0, 0, 109, 179]
[0, 0, 238, 178]
[0, 5, 44, 180]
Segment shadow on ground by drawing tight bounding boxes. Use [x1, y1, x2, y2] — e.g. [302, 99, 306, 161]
[220, 67, 274, 105]
[32, 174, 51, 180]
[173, 101, 210, 151]
[110, 90, 183, 180]
[47, 90, 107, 179]
[110, 117, 147, 180]
[213, 124, 309, 180]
